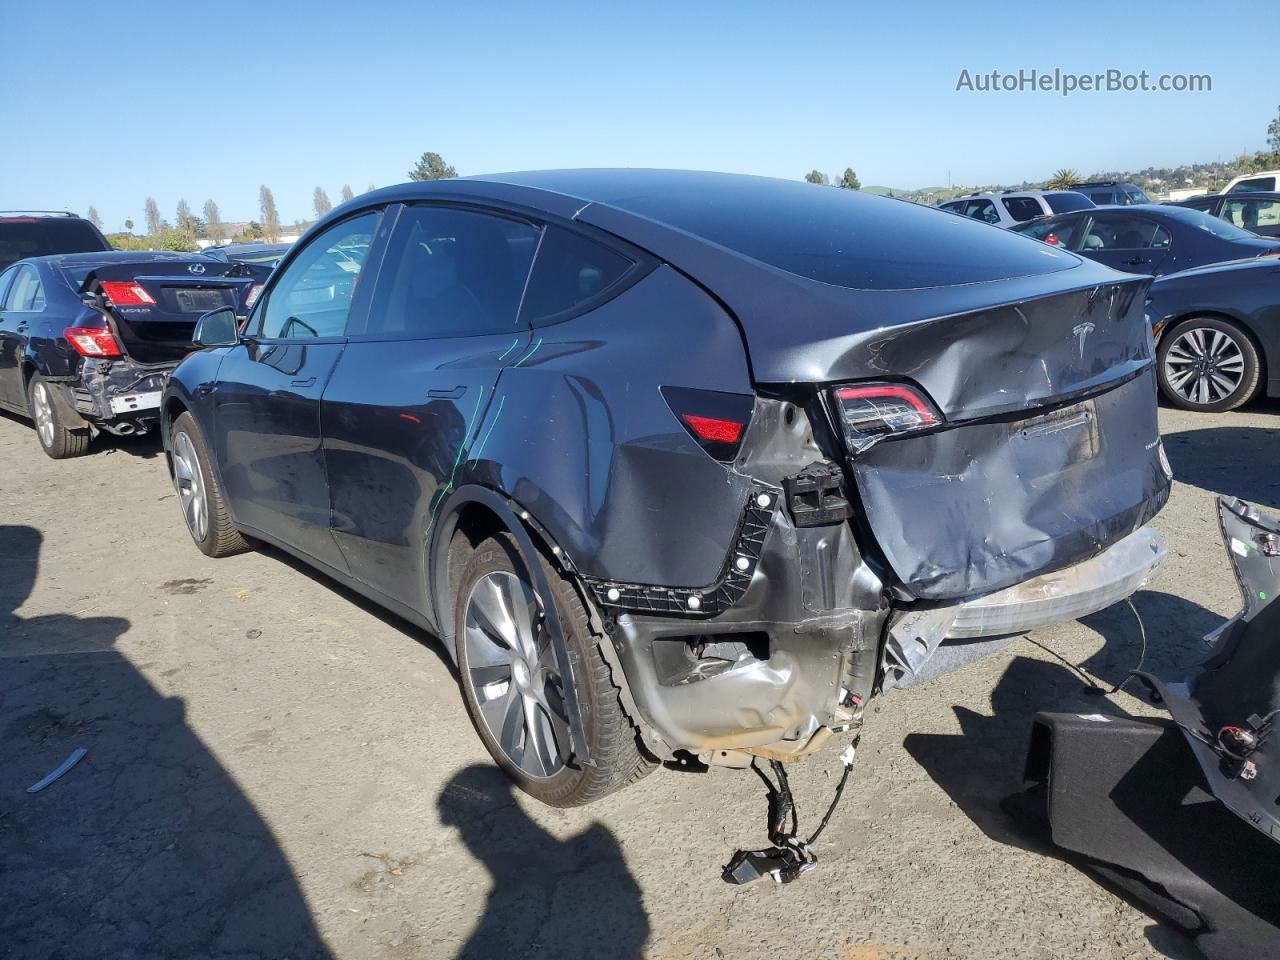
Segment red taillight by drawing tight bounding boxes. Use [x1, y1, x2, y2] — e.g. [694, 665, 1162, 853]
[831, 382, 942, 455]
[662, 386, 754, 462]
[65, 326, 123, 358]
[681, 414, 745, 445]
[1045, 233, 1061, 246]
[100, 280, 155, 306]
[245, 283, 264, 309]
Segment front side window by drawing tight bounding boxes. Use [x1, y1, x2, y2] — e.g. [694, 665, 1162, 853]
[1081, 216, 1170, 250]
[1001, 197, 1045, 222]
[1124, 188, 1151, 204]
[364, 205, 539, 339]
[520, 226, 635, 325]
[3, 265, 44, 311]
[1221, 198, 1280, 231]
[258, 212, 378, 339]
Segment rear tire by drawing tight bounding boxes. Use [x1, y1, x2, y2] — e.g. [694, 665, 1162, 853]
[453, 533, 655, 807]
[27, 374, 90, 459]
[1158, 316, 1261, 412]
[170, 411, 251, 558]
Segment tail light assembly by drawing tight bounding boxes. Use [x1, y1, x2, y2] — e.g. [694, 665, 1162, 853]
[244, 283, 264, 310]
[830, 381, 942, 455]
[99, 280, 155, 306]
[64, 325, 123, 358]
[662, 386, 755, 462]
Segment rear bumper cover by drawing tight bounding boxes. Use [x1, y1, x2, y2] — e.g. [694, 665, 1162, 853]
[883, 526, 1165, 689]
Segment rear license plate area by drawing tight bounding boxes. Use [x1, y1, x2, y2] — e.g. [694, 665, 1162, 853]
[171, 288, 228, 312]
[109, 391, 162, 415]
[1017, 400, 1099, 480]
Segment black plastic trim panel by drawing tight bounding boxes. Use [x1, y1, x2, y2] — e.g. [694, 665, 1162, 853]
[583, 481, 778, 618]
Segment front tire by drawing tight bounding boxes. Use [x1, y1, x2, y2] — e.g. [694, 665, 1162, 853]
[170, 411, 251, 558]
[27, 374, 90, 459]
[1158, 317, 1261, 412]
[453, 533, 655, 807]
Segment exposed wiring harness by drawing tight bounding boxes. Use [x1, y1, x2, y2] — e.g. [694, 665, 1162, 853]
[722, 735, 861, 885]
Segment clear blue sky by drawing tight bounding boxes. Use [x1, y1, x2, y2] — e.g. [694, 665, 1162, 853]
[1, 0, 1272, 231]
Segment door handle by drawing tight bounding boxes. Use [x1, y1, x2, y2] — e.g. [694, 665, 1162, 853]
[1124, 257, 1151, 266]
[427, 385, 467, 400]
[291, 377, 316, 388]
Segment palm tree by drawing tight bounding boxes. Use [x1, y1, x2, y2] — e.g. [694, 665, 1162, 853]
[1047, 168, 1080, 190]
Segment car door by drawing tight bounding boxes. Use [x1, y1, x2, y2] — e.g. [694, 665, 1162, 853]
[211, 210, 385, 569]
[1078, 213, 1171, 275]
[321, 203, 541, 609]
[0, 265, 46, 409]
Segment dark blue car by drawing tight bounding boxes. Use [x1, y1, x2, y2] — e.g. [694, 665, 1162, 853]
[161, 170, 1171, 806]
[1012, 203, 1280, 276]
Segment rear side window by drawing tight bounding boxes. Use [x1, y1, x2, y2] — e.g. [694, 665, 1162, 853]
[3, 265, 45, 310]
[364, 205, 539, 339]
[962, 199, 1000, 224]
[259, 212, 378, 339]
[1089, 191, 1117, 205]
[1017, 216, 1082, 249]
[939, 201, 965, 213]
[1229, 176, 1277, 193]
[0, 218, 107, 272]
[1221, 198, 1280, 231]
[1001, 197, 1045, 222]
[1045, 192, 1093, 214]
[520, 226, 635, 325]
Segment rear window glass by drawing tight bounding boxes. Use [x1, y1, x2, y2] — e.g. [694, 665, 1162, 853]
[1229, 177, 1276, 193]
[1159, 205, 1256, 241]
[0, 218, 108, 271]
[1001, 197, 1045, 222]
[1045, 192, 1093, 214]
[520, 226, 634, 325]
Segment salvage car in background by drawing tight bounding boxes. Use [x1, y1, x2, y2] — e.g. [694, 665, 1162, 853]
[0, 252, 265, 457]
[0, 210, 111, 271]
[1013, 204, 1280, 276]
[1146, 255, 1280, 411]
[938, 189, 1093, 228]
[162, 170, 1171, 807]
[201, 242, 292, 268]
[1174, 191, 1280, 239]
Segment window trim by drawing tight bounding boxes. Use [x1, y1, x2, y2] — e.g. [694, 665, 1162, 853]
[247, 207, 387, 344]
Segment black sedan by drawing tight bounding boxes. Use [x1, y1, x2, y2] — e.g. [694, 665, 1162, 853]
[1013, 204, 1280, 276]
[1147, 256, 1280, 411]
[1173, 191, 1280, 239]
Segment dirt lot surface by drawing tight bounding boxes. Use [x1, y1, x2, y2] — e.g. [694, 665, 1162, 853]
[1, 398, 1276, 960]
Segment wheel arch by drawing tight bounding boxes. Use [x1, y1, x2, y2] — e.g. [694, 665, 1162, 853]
[428, 483, 595, 765]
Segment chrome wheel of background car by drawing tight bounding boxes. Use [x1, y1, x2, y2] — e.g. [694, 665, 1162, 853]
[31, 382, 55, 449]
[172, 431, 209, 542]
[1162, 327, 1246, 405]
[463, 571, 570, 779]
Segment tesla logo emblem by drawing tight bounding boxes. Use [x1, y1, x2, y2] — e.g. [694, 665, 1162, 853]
[188, 262, 206, 275]
[1072, 321, 1096, 358]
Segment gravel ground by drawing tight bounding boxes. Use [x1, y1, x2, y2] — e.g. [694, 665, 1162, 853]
[1, 398, 1276, 960]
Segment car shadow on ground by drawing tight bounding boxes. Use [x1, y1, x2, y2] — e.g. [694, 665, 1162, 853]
[0, 408, 164, 460]
[903, 579, 1257, 960]
[0, 525, 333, 959]
[1162, 413, 1280, 509]
[253, 541, 460, 681]
[436, 764, 649, 960]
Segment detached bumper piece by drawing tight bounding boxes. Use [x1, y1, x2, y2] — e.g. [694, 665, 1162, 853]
[1007, 498, 1280, 960]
